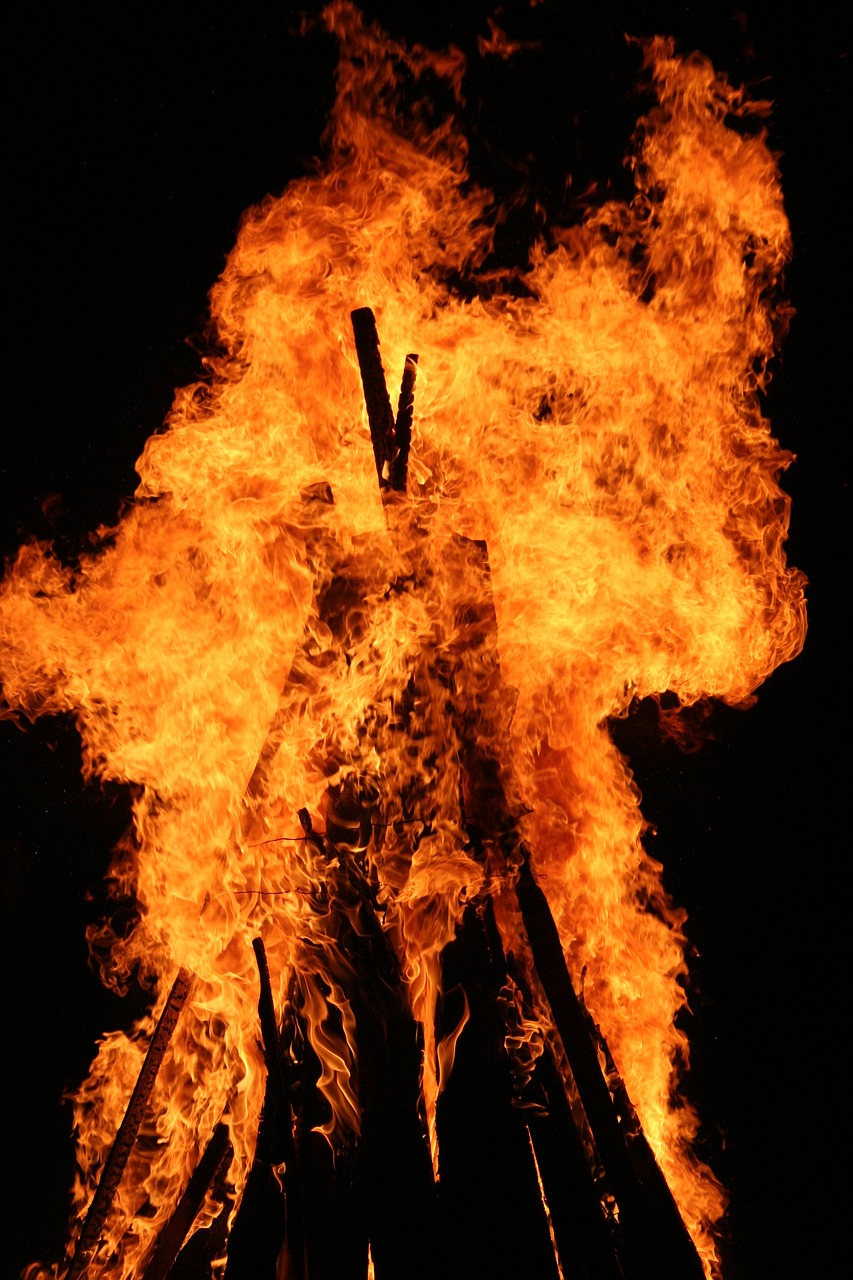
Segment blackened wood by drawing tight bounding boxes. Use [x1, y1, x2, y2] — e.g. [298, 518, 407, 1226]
[584, 995, 700, 1276]
[436, 903, 560, 1280]
[391, 354, 418, 491]
[297, 1132, 366, 1280]
[141, 1122, 231, 1280]
[440, 535, 703, 1277]
[284, 974, 367, 1280]
[351, 307, 396, 488]
[314, 834, 438, 1280]
[251, 938, 296, 1166]
[526, 1047, 627, 1280]
[222, 1112, 287, 1280]
[514, 850, 705, 1280]
[250, 938, 306, 1279]
[166, 1189, 231, 1280]
[483, 909, 626, 1280]
[351, 308, 418, 495]
[64, 967, 194, 1280]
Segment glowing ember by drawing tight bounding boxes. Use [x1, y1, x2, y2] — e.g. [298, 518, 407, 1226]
[2, 5, 805, 1278]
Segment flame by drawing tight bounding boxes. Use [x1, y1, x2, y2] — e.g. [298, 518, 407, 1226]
[1, 6, 805, 1278]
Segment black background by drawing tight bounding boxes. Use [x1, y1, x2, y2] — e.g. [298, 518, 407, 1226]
[2, 4, 847, 1278]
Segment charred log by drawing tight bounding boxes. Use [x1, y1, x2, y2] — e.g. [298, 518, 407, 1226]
[392, 353, 418, 491]
[282, 978, 368, 1280]
[442, 529, 704, 1279]
[350, 307, 417, 493]
[504, 952, 626, 1280]
[435, 901, 560, 1280]
[513, 849, 705, 1280]
[64, 967, 194, 1280]
[222, 1101, 287, 1280]
[141, 1122, 231, 1280]
[306, 815, 439, 1280]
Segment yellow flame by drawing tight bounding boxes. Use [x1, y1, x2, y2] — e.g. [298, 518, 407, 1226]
[4, 7, 805, 1277]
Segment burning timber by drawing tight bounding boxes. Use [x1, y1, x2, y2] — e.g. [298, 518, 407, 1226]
[3, 18, 808, 1279]
[60, 310, 705, 1280]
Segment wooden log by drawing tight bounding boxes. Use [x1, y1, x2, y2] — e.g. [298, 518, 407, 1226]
[251, 939, 296, 1166]
[428, 530, 703, 1276]
[283, 974, 368, 1280]
[64, 967, 194, 1280]
[526, 1047, 627, 1280]
[141, 1122, 231, 1280]
[502, 952, 627, 1280]
[222, 1093, 287, 1280]
[309, 823, 438, 1279]
[350, 307, 417, 494]
[435, 901, 560, 1280]
[252, 937, 309, 1280]
[479, 894, 630, 1279]
[582, 989, 700, 1266]
[513, 848, 706, 1280]
[351, 307, 396, 489]
[391, 354, 418, 491]
[434, 529, 704, 1278]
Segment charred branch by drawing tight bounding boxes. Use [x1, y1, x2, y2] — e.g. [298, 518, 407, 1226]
[351, 306, 395, 487]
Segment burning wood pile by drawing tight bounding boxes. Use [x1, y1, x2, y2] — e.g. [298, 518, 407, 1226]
[1, 6, 805, 1279]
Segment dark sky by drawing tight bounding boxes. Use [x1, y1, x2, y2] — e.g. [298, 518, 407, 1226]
[2, 4, 847, 1278]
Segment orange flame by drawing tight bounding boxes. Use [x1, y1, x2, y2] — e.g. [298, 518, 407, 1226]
[2, 6, 805, 1277]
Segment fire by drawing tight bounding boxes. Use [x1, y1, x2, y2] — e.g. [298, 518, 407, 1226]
[1, 5, 805, 1278]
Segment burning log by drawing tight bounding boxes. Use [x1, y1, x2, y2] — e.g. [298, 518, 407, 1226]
[222, 1117, 286, 1280]
[435, 901, 560, 1280]
[141, 1122, 231, 1280]
[427, 510, 705, 1278]
[282, 976, 367, 1280]
[251, 937, 297, 1169]
[498, 945, 624, 1280]
[65, 967, 194, 1280]
[513, 849, 705, 1280]
[237, 938, 303, 1277]
[522, 1034, 626, 1280]
[350, 306, 416, 493]
[298, 807, 440, 1280]
[4, 18, 807, 1277]
[392, 353, 418, 492]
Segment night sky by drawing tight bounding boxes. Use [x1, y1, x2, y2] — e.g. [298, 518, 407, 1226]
[2, 5, 847, 1278]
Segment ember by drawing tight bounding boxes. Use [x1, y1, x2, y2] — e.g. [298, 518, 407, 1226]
[4, 5, 829, 1279]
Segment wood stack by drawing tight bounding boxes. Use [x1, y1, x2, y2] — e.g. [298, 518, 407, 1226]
[62, 310, 706, 1280]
